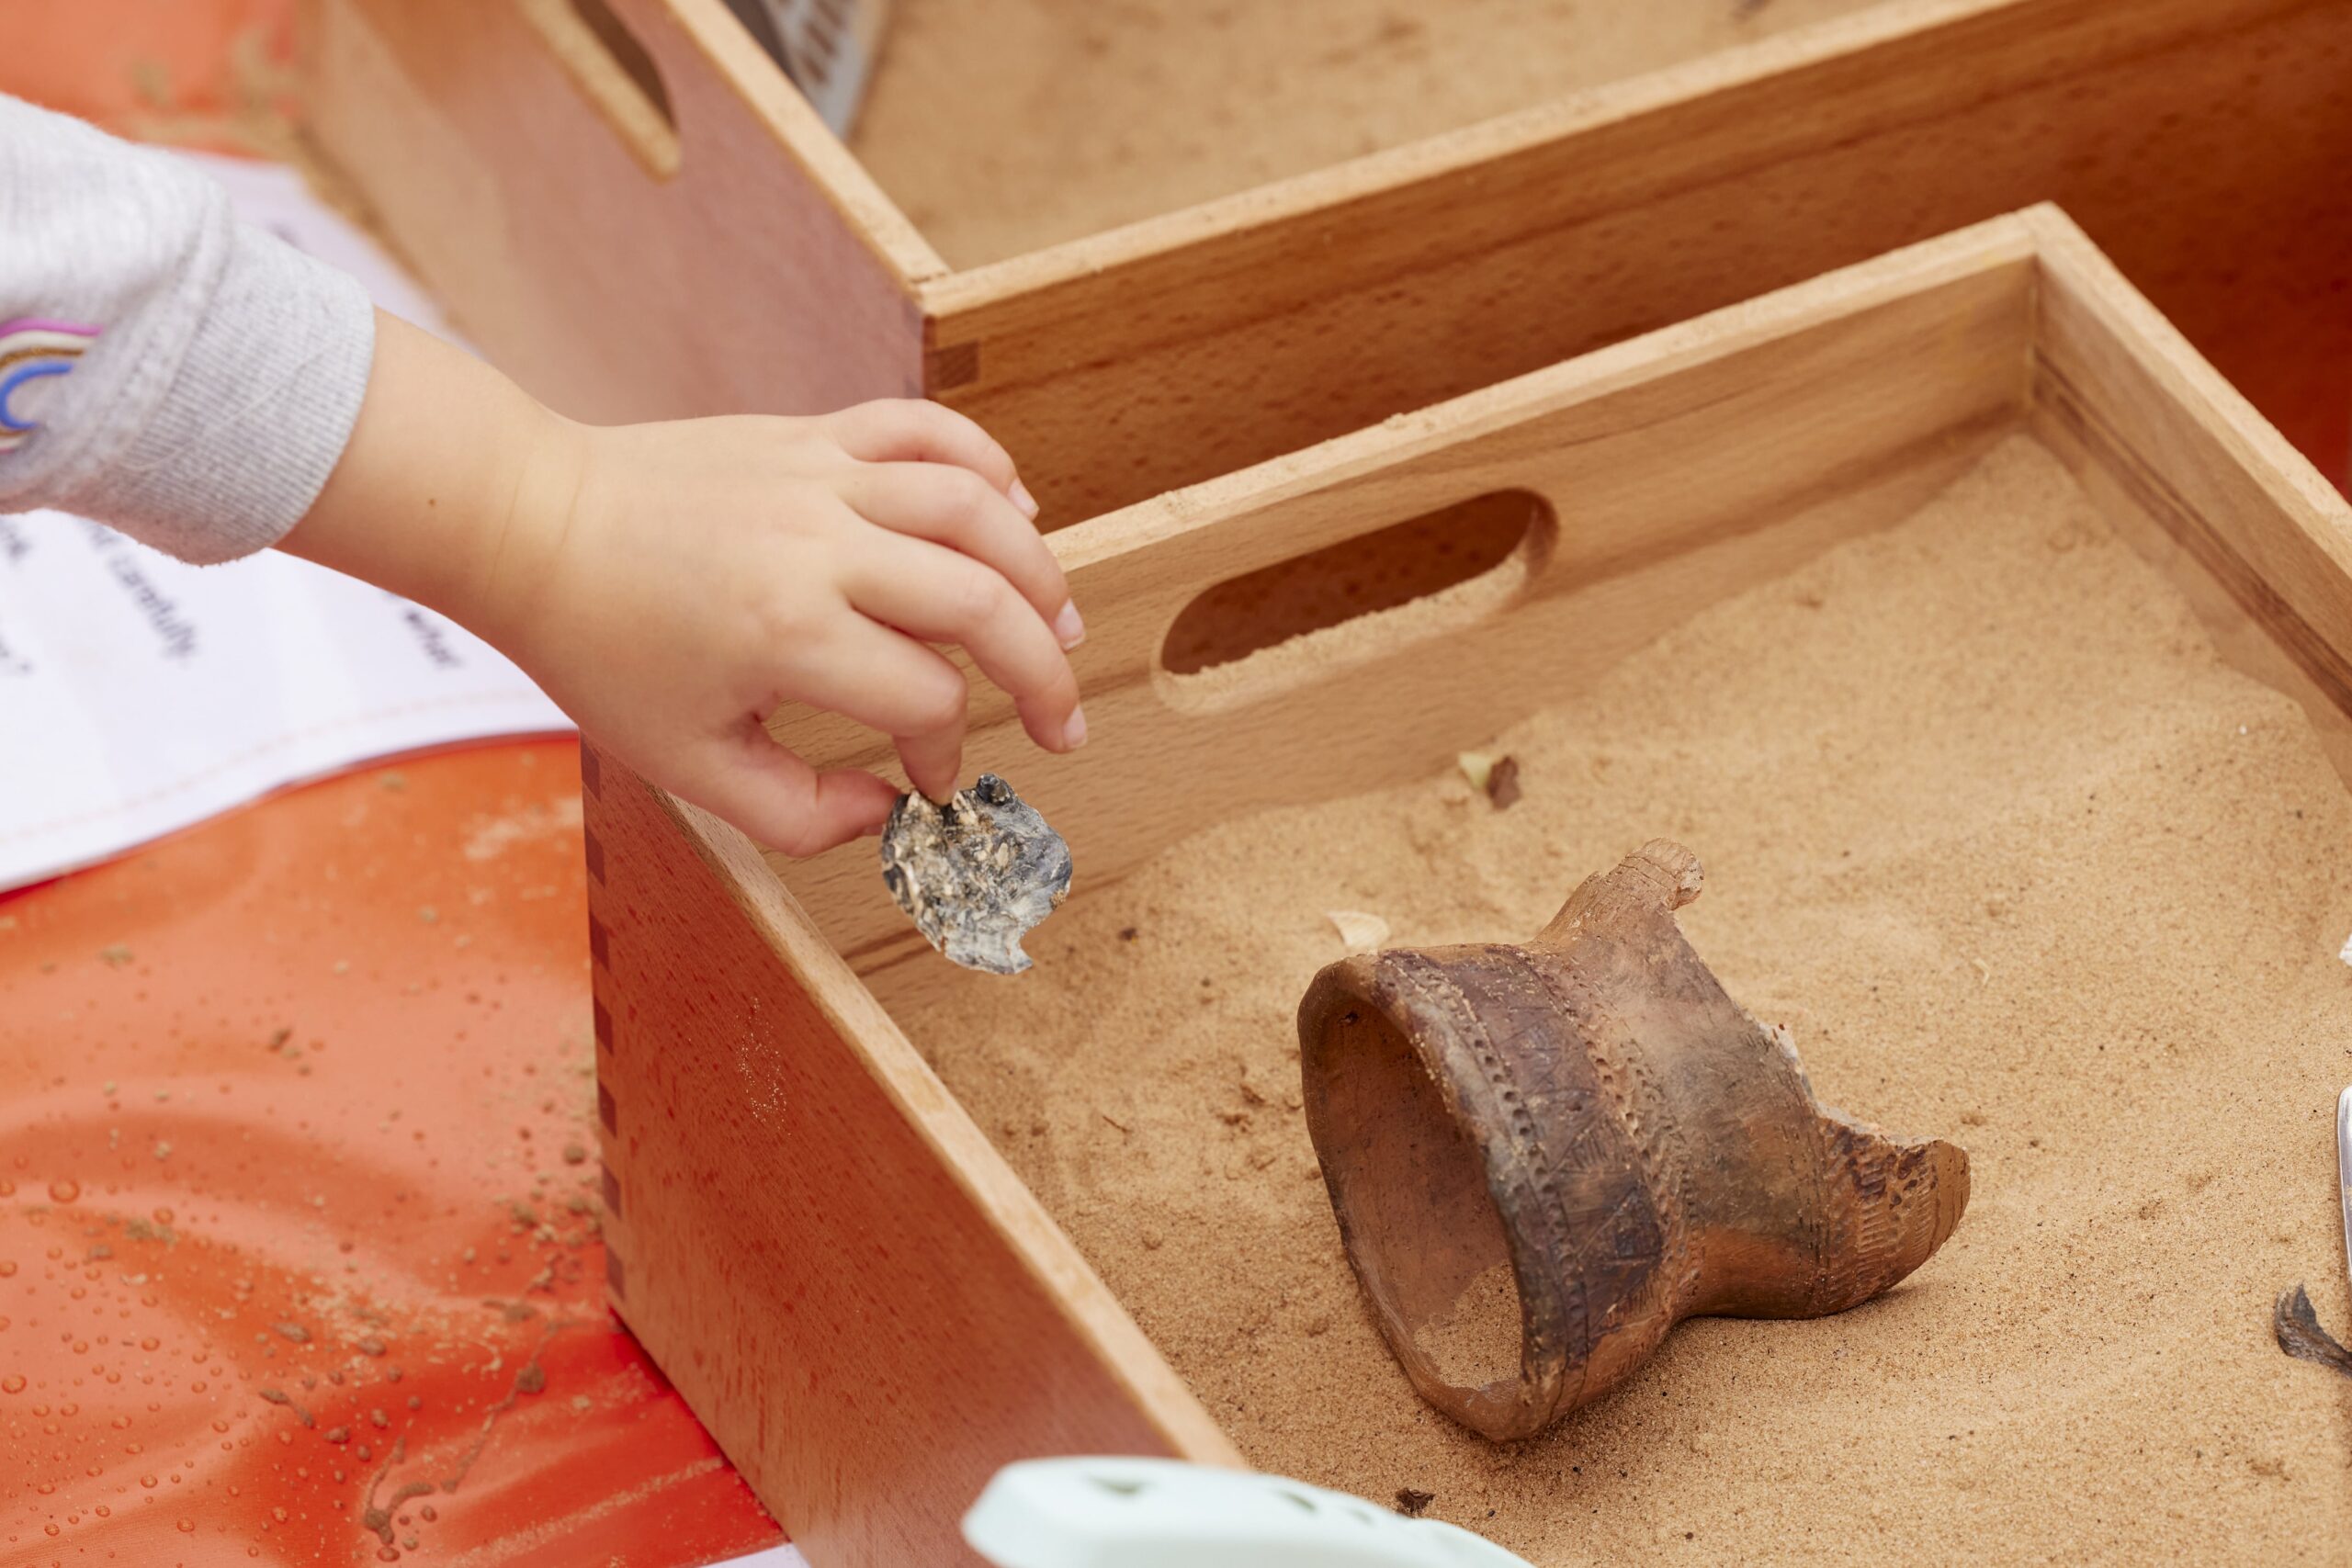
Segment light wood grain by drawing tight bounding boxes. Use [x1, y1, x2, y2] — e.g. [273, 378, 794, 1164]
[2023, 207, 2352, 717]
[772, 218, 2041, 982]
[583, 743, 1235, 1568]
[928, 0, 2352, 518]
[303, 0, 937, 421]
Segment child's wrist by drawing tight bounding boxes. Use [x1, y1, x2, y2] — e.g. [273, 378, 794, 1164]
[431, 397, 592, 654]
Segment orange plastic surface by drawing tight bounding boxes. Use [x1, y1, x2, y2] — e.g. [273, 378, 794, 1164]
[0, 743, 788, 1566]
[0, 0, 295, 143]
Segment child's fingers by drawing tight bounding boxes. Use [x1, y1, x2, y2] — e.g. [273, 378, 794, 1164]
[781, 620, 972, 802]
[831, 467, 1079, 647]
[843, 535, 1085, 759]
[686, 721, 899, 858]
[822, 400, 1036, 517]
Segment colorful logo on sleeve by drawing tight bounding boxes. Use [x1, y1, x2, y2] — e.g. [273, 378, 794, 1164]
[0, 319, 103, 453]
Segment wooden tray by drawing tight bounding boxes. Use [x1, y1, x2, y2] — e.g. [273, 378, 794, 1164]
[300, 0, 2352, 520]
[578, 208, 2352, 1564]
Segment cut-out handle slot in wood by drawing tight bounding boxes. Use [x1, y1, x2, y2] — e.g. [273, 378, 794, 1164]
[1156, 490, 1555, 711]
[516, 0, 681, 179]
[765, 224, 2045, 974]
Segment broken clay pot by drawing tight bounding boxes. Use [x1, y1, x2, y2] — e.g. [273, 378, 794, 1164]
[1298, 840, 1968, 1441]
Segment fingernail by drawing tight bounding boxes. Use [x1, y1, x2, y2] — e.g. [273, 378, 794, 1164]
[1011, 479, 1040, 519]
[1061, 704, 1088, 750]
[1053, 600, 1085, 649]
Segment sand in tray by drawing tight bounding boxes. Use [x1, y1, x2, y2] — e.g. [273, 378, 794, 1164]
[898, 436, 2352, 1563]
[851, 0, 1888, 267]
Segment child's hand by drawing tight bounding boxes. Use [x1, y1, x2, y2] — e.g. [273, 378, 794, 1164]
[283, 312, 1085, 856]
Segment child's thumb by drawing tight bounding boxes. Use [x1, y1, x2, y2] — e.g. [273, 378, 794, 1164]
[682, 728, 898, 858]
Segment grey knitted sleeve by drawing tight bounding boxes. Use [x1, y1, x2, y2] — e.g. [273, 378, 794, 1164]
[0, 94, 375, 565]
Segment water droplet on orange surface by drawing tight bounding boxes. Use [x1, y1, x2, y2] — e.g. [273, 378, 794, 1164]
[0, 1261, 15, 1277]
[48, 1180, 78, 1204]
[57, 1403, 75, 1416]
[93, 1506, 107, 1518]
[0, 1375, 24, 1393]
[176, 1517, 196, 1532]
[140, 1474, 156, 1488]
[42, 1523, 58, 1537]
[140, 1337, 157, 1351]
[152, 1208, 172, 1224]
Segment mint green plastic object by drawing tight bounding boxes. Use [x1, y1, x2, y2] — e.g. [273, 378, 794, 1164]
[962, 1458, 1537, 1568]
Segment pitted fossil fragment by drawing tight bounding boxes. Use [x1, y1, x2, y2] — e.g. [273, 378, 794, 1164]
[1298, 839, 1970, 1440]
[880, 773, 1071, 975]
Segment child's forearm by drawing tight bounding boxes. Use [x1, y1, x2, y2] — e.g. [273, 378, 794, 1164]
[279, 310, 584, 649]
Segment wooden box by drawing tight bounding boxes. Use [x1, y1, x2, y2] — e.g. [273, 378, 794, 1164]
[578, 208, 2352, 1563]
[303, 0, 2352, 522]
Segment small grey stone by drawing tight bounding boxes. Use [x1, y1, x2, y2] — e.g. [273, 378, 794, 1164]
[880, 774, 1072, 975]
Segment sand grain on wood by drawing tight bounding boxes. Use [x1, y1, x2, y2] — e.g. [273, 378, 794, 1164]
[902, 437, 2352, 1562]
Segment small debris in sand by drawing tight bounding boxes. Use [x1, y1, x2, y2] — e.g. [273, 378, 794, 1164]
[275, 1322, 311, 1344]
[560, 1143, 588, 1166]
[2274, 1284, 2352, 1380]
[1456, 750, 1521, 807]
[2337, 931, 2352, 968]
[1395, 1488, 1435, 1517]
[1326, 910, 1390, 953]
[1485, 755, 1521, 809]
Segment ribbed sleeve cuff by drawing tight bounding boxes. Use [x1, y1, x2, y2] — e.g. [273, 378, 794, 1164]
[58, 221, 376, 565]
